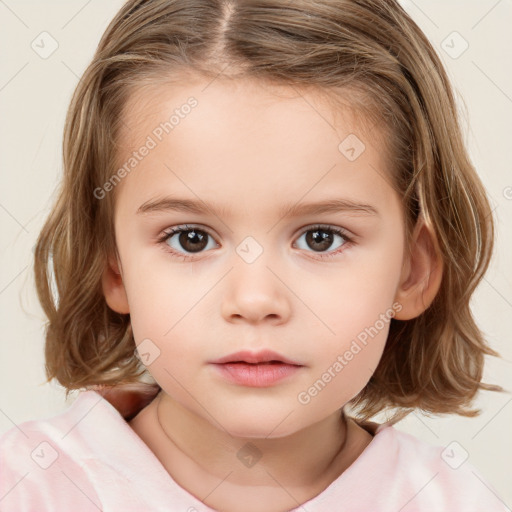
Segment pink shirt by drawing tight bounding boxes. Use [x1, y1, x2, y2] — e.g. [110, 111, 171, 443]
[0, 389, 508, 511]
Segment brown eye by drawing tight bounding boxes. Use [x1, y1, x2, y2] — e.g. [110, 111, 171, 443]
[305, 229, 335, 252]
[161, 226, 218, 256]
[294, 225, 350, 257]
[176, 229, 208, 253]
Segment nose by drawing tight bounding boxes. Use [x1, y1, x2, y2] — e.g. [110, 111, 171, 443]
[220, 256, 292, 325]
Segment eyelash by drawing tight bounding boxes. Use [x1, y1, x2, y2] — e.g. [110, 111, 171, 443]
[156, 224, 354, 262]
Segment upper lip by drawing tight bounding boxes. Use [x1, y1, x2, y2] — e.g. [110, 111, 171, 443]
[210, 350, 303, 366]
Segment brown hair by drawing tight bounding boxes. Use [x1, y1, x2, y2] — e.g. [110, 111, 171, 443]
[34, 0, 503, 421]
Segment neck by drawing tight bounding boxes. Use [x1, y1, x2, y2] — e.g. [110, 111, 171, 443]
[156, 391, 349, 486]
[128, 391, 373, 511]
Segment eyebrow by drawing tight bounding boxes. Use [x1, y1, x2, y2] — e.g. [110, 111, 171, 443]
[136, 196, 379, 219]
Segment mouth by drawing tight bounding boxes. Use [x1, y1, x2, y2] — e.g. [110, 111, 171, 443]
[210, 349, 303, 366]
[209, 350, 304, 387]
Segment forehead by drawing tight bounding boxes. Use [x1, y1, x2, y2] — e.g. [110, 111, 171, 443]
[113, 76, 397, 217]
[119, 75, 378, 154]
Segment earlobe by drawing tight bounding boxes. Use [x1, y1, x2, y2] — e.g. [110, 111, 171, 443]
[393, 217, 443, 320]
[101, 255, 130, 314]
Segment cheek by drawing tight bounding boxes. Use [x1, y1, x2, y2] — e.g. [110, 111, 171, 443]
[320, 244, 403, 346]
[123, 254, 205, 340]
[297, 322, 390, 417]
[304, 243, 403, 406]
[124, 265, 211, 370]
[131, 309, 206, 405]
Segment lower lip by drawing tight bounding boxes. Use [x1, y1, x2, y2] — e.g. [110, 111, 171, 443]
[211, 362, 302, 387]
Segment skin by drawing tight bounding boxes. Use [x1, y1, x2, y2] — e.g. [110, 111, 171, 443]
[102, 76, 442, 511]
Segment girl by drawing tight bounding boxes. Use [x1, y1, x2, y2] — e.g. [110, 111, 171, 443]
[0, 0, 508, 510]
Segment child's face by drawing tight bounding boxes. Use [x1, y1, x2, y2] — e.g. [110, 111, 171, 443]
[108, 77, 407, 437]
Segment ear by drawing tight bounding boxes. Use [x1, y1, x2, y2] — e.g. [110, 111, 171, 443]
[393, 217, 443, 320]
[101, 254, 130, 314]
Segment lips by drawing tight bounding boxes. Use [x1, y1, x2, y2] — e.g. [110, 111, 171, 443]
[209, 350, 304, 387]
[210, 349, 303, 366]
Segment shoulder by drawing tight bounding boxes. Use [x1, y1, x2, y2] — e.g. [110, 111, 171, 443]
[0, 392, 107, 512]
[365, 424, 509, 511]
[0, 389, 177, 511]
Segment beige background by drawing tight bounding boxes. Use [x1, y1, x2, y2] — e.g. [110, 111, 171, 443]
[1, 0, 511, 507]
